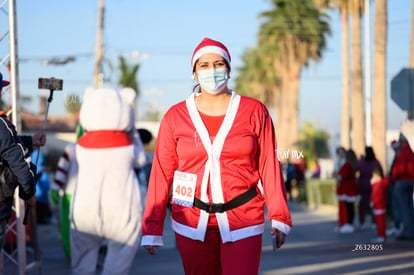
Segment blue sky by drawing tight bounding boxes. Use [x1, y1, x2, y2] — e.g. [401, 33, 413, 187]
[1, 0, 411, 137]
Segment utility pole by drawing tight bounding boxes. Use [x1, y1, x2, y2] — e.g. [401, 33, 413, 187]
[93, 0, 105, 88]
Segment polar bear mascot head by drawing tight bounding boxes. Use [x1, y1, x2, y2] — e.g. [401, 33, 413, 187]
[79, 87, 136, 132]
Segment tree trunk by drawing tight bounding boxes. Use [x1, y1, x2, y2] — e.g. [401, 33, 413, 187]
[350, 12, 365, 157]
[340, 9, 351, 149]
[272, 84, 283, 141]
[279, 76, 289, 152]
[284, 62, 301, 152]
[274, 58, 288, 152]
[372, 0, 388, 173]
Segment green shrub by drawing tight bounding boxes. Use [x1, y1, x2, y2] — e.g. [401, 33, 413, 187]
[305, 178, 336, 207]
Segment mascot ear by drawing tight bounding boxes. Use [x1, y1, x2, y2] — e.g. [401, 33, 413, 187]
[120, 87, 136, 105]
[82, 86, 95, 99]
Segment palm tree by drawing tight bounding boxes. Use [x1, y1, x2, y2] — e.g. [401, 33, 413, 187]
[235, 48, 274, 108]
[337, 0, 351, 149]
[314, 1, 352, 150]
[64, 93, 82, 118]
[118, 55, 140, 96]
[349, 0, 365, 157]
[118, 55, 140, 112]
[298, 120, 331, 166]
[258, 0, 331, 150]
[372, 0, 387, 172]
[235, 47, 282, 129]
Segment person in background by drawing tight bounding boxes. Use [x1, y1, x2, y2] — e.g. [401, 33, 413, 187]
[285, 159, 295, 201]
[357, 146, 382, 230]
[136, 128, 154, 195]
[0, 72, 46, 251]
[141, 37, 292, 275]
[400, 119, 414, 152]
[31, 150, 51, 224]
[370, 167, 390, 243]
[400, 119, 414, 208]
[50, 124, 84, 259]
[333, 147, 347, 231]
[390, 133, 414, 240]
[311, 158, 321, 179]
[335, 148, 360, 234]
[386, 139, 403, 237]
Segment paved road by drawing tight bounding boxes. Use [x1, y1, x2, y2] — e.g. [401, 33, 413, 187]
[5, 201, 414, 274]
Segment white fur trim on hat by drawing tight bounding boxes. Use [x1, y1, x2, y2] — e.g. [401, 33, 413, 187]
[191, 46, 231, 70]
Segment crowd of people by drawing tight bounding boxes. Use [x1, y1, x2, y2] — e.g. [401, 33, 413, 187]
[332, 123, 414, 243]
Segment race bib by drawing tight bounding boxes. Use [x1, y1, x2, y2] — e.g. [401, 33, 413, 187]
[172, 171, 197, 207]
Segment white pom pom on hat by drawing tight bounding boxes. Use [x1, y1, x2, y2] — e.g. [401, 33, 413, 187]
[191, 37, 231, 72]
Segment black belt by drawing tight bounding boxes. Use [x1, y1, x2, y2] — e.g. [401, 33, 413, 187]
[193, 186, 258, 213]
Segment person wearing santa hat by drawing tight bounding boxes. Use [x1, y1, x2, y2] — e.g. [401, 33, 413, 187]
[141, 38, 292, 275]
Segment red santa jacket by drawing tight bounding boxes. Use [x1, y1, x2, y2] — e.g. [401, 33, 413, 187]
[391, 143, 414, 183]
[371, 177, 390, 215]
[336, 162, 360, 202]
[141, 91, 292, 246]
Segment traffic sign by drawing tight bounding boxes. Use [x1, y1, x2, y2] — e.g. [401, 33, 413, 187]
[391, 68, 414, 112]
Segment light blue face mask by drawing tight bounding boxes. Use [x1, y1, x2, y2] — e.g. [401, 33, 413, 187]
[197, 68, 228, 94]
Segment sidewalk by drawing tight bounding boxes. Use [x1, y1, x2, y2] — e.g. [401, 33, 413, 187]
[7, 201, 414, 274]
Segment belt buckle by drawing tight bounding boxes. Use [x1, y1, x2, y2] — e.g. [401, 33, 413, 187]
[208, 204, 213, 213]
[210, 203, 225, 213]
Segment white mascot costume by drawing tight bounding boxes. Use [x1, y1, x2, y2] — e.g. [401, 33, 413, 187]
[70, 87, 146, 275]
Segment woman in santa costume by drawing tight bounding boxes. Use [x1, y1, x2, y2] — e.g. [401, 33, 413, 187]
[141, 37, 292, 275]
[335, 148, 360, 234]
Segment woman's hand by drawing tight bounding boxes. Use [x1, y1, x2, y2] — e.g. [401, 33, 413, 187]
[144, 245, 159, 256]
[270, 228, 286, 249]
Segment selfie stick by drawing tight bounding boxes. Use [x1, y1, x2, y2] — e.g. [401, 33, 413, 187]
[25, 78, 62, 224]
[23, 203, 31, 225]
[35, 78, 61, 167]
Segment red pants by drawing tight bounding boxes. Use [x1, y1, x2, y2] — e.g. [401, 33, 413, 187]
[338, 201, 347, 227]
[175, 227, 262, 275]
[374, 213, 386, 238]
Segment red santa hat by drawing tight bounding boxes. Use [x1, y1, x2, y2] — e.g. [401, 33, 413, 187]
[191, 37, 231, 72]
